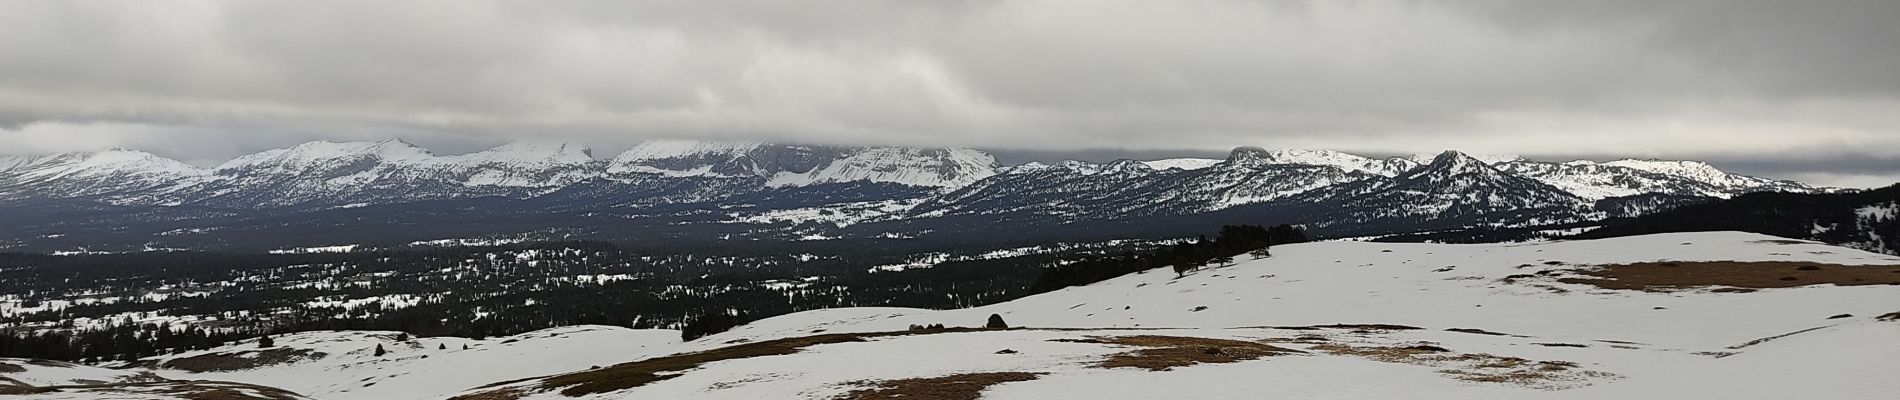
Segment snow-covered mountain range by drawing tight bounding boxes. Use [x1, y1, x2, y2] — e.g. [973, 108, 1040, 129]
[0, 140, 1820, 251]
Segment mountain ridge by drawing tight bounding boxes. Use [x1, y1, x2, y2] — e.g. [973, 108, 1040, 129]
[0, 140, 1827, 252]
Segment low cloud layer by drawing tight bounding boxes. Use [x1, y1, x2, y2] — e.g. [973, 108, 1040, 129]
[2, 1, 1897, 186]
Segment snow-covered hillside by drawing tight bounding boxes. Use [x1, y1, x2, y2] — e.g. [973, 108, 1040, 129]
[132, 326, 681, 400]
[450, 232, 1900, 399]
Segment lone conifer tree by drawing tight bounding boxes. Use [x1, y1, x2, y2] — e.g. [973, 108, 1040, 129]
[1249, 247, 1272, 259]
[438, 343, 446, 350]
[1211, 255, 1235, 267]
[373, 344, 386, 357]
[985, 314, 1009, 329]
[257, 335, 274, 348]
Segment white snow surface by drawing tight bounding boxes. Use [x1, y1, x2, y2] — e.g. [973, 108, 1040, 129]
[609, 140, 766, 164]
[1140, 158, 1220, 171]
[129, 325, 681, 400]
[0, 358, 159, 387]
[458, 231, 1900, 400]
[765, 147, 997, 188]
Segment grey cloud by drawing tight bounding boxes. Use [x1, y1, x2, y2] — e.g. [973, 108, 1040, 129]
[1, 0, 1898, 185]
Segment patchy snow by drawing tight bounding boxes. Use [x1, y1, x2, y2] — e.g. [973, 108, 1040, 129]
[1856, 202, 1896, 221]
[728, 199, 920, 227]
[130, 326, 681, 400]
[765, 147, 997, 188]
[0, 358, 162, 387]
[268, 244, 361, 254]
[407, 237, 527, 247]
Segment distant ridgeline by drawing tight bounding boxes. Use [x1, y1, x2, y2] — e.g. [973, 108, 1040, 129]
[0, 140, 1819, 253]
[1575, 184, 1899, 255]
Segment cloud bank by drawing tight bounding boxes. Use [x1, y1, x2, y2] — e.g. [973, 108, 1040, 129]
[1, 0, 1897, 185]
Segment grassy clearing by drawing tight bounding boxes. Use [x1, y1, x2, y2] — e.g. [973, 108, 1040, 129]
[1558, 261, 1900, 291]
[837, 372, 1042, 400]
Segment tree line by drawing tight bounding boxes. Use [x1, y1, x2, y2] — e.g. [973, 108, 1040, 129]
[1027, 224, 1308, 294]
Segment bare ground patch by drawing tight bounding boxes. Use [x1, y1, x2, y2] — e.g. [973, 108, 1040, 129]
[159, 348, 328, 373]
[836, 372, 1042, 400]
[1308, 343, 1614, 389]
[1557, 261, 1900, 291]
[453, 327, 1006, 399]
[19, 380, 307, 400]
[1070, 335, 1302, 371]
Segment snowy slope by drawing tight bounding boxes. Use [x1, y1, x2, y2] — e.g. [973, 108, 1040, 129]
[765, 147, 998, 188]
[1139, 158, 1219, 171]
[132, 326, 680, 400]
[0, 358, 163, 387]
[0, 150, 208, 203]
[456, 232, 1900, 399]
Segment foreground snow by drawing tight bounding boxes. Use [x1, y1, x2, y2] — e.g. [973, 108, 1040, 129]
[481, 232, 1900, 400]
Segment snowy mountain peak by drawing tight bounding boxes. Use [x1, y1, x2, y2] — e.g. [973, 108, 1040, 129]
[218, 140, 435, 172]
[1409, 151, 1522, 165]
[1603, 159, 1727, 182]
[1224, 146, 1274, 164]
[764, 147, 999, 188]
[464, 141, 594, 164]
[1221, 147, 1416, 176]
[8, 149, 208, 181]
[1416, 150, 1493, 175]
[1140, 158, 1220, 171]
[1099, 159, 1156, 175]
[612, 140, 765, 163]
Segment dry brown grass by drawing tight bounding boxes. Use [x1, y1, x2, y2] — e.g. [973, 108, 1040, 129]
[1309, 343, 1609, 388]
[17, 380, 307, 400]
[836, 372, 1042, 400]
[453, 327, 1006, 399]
[445, 387, 526, 400]
[160, 348, 328, 373]
[1088, 335, 1301, 371]
[1558, 261, 1900, 291]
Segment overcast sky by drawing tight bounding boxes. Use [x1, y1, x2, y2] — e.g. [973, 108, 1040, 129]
[2, 1, 1897, 187]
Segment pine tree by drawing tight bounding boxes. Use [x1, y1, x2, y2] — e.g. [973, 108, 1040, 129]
[1249, 247, 1272, 259]
[258, 334, 274, 348]
[438, 343, 446, 350]
[985, 314, 1009, 329]
[373, 344, 386, 357]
